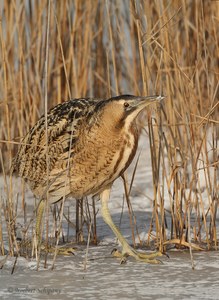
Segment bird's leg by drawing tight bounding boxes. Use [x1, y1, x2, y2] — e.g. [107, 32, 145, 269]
[35, 199, 45, 245]
[35, 200, 76, 255]
[19, 200, 76, 256]
[100, 188, 162, 264]
[18, 200, 45, 256]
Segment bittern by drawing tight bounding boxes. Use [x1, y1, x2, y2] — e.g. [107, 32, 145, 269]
[13, 94, 164, 263]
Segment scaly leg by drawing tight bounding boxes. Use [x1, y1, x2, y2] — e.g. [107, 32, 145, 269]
[35, 200, 45, 243]
[36, 199, 76, 255]
[18, 200, 45, 256]
[100, 187, 162, 264]
[19, 200, 76, 256]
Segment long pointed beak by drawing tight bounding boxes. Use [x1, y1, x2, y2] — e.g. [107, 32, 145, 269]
[135, 95, 165, 103]
[131, 95, 165, 110]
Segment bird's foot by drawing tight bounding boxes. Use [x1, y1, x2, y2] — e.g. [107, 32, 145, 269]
[40, 243, 76, 256]
[111, 246, 163, 264]
[18, 238, 76, 256]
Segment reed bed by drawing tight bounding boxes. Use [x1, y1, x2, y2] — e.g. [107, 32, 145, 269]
[0, 0, 218, 261]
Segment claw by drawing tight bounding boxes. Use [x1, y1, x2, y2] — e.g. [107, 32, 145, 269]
[111, 248, 123, 258]
[120, 257, 127, 264]
[111, 248, 119, 255]
[162, 252, 170, 259]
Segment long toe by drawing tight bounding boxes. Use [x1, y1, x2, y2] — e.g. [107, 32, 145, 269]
[111, 247, 163, 264]
[136, 257, 163, 264]
[129, 250, 163, 264]
[136, 250, 163, 260]
[56, 246, 76, 255]
[45, 245, 77, 255]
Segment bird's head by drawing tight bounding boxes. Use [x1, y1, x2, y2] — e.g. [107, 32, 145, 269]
[97, 95, 164, 131]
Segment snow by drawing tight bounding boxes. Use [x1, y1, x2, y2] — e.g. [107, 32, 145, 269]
[1, 250, 219, 300]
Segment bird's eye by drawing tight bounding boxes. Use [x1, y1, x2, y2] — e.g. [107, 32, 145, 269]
[124, 102, 129, 108]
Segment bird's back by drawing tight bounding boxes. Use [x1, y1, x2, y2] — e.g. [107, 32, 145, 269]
[13, 99, 99, 195]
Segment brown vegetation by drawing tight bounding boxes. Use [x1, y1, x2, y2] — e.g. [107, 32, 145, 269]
[0, 0, 218, 259]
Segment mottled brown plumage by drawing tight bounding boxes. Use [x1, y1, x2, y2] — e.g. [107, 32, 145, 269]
[13, 94, 164, 263]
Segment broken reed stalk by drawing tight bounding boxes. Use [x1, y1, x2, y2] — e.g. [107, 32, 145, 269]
[0, 1, 218, 260]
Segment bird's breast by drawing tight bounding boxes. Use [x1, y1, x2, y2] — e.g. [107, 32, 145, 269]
[66, 124, 138, 198]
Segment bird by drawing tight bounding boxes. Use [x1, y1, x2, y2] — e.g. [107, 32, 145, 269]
[13, 94, 164, 263]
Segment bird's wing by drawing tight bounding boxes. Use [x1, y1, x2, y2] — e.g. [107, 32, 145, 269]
[13, 98, 99, 182]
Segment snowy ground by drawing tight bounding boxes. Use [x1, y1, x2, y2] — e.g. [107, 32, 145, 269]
[0, 133, 218, 299]
[1, 248, 219, 300]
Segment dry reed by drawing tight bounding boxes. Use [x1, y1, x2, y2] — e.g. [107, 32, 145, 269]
[0, 0, 218, 262]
